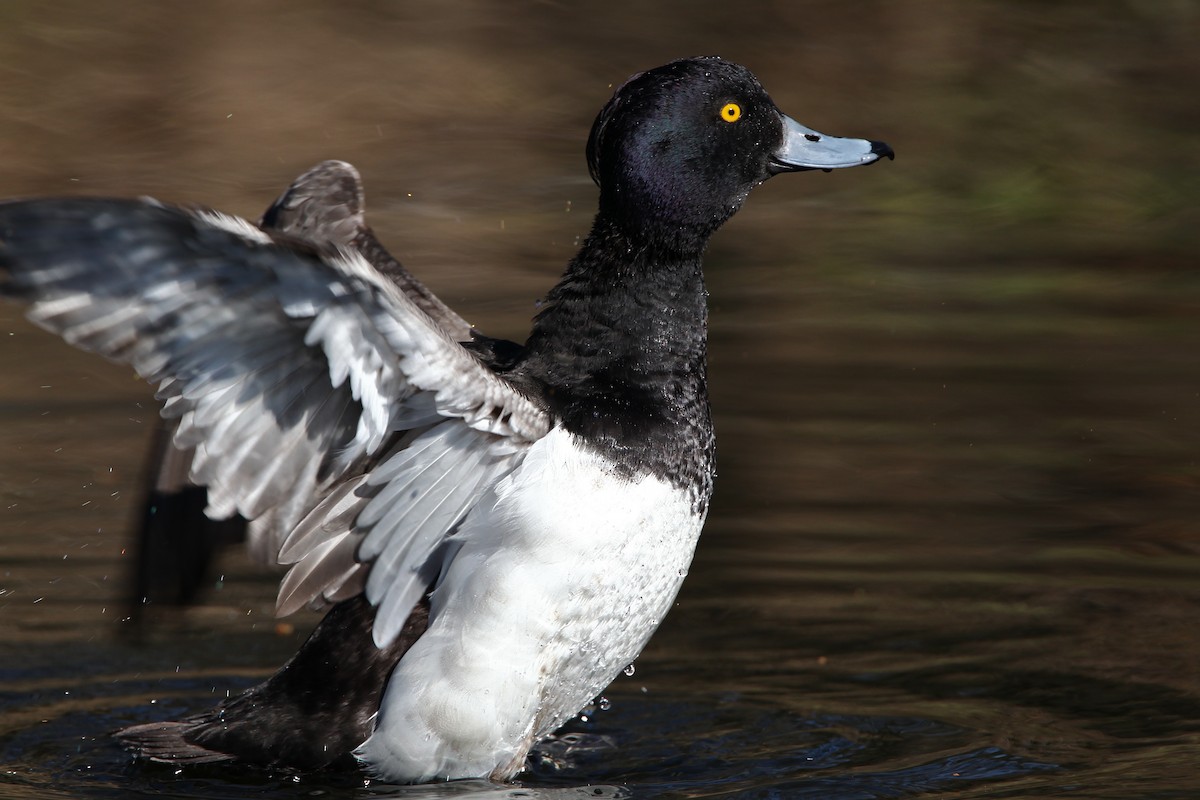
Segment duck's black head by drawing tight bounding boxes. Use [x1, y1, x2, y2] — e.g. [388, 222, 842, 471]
[586, 56, 892, 249]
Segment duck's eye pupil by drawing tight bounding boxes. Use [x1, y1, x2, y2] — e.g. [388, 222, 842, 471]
[720, 103, 742, 123]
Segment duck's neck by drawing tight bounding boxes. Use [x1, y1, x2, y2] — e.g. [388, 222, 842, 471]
[518, 212, 715, 504]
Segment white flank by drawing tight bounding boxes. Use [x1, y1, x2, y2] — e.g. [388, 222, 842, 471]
[357, 426, 705, 782]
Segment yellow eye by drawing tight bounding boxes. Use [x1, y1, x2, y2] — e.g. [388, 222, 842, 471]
[720, 102, 742, 123]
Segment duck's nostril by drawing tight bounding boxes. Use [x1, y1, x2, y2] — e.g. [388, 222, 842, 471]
[804, 134, 820, 142]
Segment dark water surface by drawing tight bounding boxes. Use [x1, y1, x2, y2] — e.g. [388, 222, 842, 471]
[2, 2, 1198, 798]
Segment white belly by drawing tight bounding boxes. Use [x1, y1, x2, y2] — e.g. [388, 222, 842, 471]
[357, 427, 706, 782]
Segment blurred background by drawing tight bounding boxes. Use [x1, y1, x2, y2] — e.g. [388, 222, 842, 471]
[0, 2, 1197, 798]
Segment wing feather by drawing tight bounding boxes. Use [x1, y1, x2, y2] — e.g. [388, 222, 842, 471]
[0, 196, 550, 644]
[358, 423, 521, 647]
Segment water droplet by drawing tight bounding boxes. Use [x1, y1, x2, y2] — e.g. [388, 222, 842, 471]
[597, 696, 611, 711]
[623, 663, 636, 677]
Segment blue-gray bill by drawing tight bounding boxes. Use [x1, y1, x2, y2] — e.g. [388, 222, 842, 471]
[769, 113, 894, 173]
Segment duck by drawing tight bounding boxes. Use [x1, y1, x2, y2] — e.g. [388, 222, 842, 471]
[0, 56, 892, 783]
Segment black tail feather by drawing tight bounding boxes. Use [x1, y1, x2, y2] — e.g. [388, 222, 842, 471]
[117, 595, 429, 771]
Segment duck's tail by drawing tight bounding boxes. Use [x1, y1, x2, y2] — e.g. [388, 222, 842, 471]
[116, 595, 429, 771]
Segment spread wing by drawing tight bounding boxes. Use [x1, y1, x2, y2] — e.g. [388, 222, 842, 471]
[142, 160, 478, 573]
[259, 160, 473, 342]
[0, 196, 549, 646]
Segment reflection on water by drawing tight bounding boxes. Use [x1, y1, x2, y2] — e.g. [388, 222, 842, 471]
[1, 2, 1198, 799]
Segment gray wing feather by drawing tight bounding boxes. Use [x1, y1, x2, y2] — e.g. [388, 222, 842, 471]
[261, 159, 473, 341]
[357, 422, 519, 647]
[0, 196, 550, 643]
